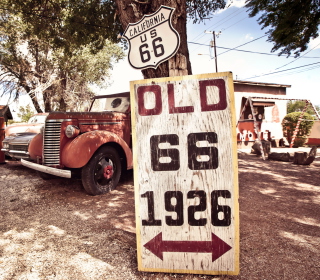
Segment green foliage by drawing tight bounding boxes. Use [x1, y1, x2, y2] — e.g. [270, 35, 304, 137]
[3, 0, 228, 53]
[287, 100, 320, 116]
[7, 119, 17, 125]
[246, 0, 320, 57]
[17, 104, 35, 122]
[282, 112, 315, 147]
[0, 0, 125, 112]
[1, 0, 228, 108]
[186, 0, 226, 23]
[3, 0, 123, 54]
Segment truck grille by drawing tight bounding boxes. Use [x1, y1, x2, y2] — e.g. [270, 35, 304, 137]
[9, 144, 28, 152]
[43, 120, 62, 165]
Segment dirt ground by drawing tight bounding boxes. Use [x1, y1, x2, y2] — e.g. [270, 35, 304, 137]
[0, 148, 319, 280]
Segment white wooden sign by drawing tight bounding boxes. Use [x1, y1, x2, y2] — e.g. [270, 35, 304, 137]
[130, 72, 239, 275]
[123, 6, 180, 70]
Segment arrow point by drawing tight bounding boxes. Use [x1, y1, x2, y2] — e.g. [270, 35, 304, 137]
[211, 233, 232, 262]
[144, 232, 163, 260]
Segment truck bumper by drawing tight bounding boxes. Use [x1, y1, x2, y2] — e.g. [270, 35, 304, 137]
[21, 159, 72, 178]
[1, 148, 30, 159]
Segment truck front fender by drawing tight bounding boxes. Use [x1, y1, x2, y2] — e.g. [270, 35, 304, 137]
[29, 133, 43, 161]
[61, 131, 133, 169]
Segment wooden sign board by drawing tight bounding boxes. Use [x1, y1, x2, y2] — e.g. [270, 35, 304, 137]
[130, 72, 239, 275]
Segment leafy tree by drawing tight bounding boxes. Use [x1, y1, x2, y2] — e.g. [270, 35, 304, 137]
[4, 0, 227, 80]
[17, 104, 35, 122]
[3, 0, 123, 55]
[5, 0, 319, 82]
[282, 112, 315, 147]
[0, 1, 125, 112]
[246, 0, 320, 57]
[287, 100, 320, 116]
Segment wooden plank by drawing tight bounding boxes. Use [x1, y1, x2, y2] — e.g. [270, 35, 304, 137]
[130, 72, 239, 275]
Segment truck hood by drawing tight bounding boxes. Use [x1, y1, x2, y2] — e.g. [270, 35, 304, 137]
[46, 111, 129, 121]
[5, 123, 44, 137]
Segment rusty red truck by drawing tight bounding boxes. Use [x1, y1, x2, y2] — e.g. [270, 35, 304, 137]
[21, 92, 133, 195]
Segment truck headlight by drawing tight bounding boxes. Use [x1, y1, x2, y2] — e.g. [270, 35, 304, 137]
[2, 142, 9, 149]
[65, 125, 80, 138]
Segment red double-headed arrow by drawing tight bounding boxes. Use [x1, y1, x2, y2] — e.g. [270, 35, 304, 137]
[144, 232, 232, 262]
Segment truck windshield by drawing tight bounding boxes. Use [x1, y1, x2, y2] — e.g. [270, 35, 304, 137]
[90, 95, 130, 113]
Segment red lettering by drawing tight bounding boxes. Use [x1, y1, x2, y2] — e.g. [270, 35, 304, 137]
[137, 85, 162, 116]
[199, 79, 227, 111]
[168, 84, 194, 114]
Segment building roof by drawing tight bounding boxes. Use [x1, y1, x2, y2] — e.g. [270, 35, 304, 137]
[0, 105, 13, 120]
[234, 80, 291, 88]
[233, 80, 291, 96]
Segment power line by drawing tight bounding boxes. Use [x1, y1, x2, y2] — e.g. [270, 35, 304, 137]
[189, 7, 245, 43]
[272, 65, 320, 78]
[243, 62, 320, 80]
[188, 41, 320, 58]
[213, 9, 246, 30]
[222, 16, 248, 31]
[274, 42, 320, 70]
[217, 35, 268, 57]
[189, 7, 247, 54]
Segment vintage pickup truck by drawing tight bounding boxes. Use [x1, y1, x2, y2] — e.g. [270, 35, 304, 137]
[21, 92, 133, 195]
[1, 113, 49, 160]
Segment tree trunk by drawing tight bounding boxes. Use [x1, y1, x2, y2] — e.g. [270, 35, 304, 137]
[309, 146, 317, 158]
[115, 0, 192, 79]
[56, 74, 67, 112]
[26, 88, 43, 113]
[251, 140, 271, 157]
[293, 152, 308, 165]
[43, 90, 52, 112]
[20, 78, 43, 113]
[268, 152, 290, 162]
[58, 97, 67, 112]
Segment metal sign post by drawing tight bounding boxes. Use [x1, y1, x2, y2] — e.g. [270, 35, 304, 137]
[131, 72, 239, 275]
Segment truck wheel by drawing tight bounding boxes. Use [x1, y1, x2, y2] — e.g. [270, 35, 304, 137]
[81, 146, 121, 195]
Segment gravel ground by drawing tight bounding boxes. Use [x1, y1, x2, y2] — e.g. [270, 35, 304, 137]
[0, 148, 319, 280]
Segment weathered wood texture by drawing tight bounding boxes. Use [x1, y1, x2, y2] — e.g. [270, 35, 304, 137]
[251, 140, 271, 157]
[131, 73, 239, 275]
[293, 147, 318, 165]
[293, 152, 308, 165]
[268, 152, 290, 162]
[309, 146, 318, 158]
[169, 54, 188, 77]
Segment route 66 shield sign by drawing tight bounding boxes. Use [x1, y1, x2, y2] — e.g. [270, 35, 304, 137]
[123, 6, 180, 70]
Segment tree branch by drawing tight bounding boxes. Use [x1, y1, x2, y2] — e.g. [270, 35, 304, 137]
[133, 0, 150, 4]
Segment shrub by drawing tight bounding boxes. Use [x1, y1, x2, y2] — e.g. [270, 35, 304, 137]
[282, 112, 314, 147]
[17, 105, 35, 122]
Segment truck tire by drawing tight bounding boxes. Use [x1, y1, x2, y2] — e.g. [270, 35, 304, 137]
[81, 146, 121, 195]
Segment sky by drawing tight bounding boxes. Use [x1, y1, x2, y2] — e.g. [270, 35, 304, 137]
[1, 0, 319, 113]
[106, 0, 320, 107]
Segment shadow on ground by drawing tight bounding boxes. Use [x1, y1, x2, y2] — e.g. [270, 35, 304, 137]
[0, 157, 319, 280]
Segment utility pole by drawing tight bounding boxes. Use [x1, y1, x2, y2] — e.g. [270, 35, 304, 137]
[205, 30, 220, 73]
[212, 31, 218, 73]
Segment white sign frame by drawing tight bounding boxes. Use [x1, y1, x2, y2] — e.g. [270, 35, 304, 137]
[123, 6, 180, 70]
[131, 72, 239, 275]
